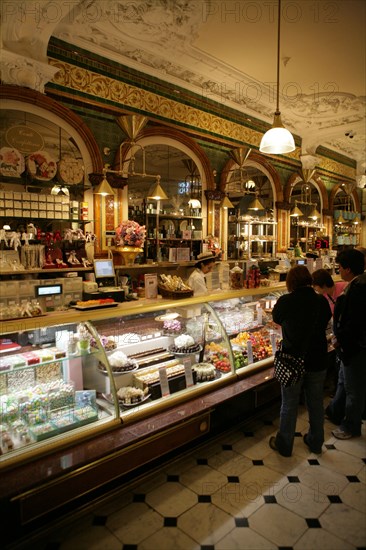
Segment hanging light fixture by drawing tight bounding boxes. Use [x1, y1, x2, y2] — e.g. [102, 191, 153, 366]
[93, 172, 115, 196]
[221, 194, 234, 209]
[289, 200, 303, 217]
[188, 198, 202, 209]
[308, 204, 321, 220]
[51, 184, 70, 196]
[337, 213, 347, 224]
[259, 0, 295, 154]
[248, 193, 265, 211]
[147, 176, 168, 200]
[245, 179, 256, 190]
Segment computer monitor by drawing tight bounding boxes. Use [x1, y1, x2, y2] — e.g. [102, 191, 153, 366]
[94, 258, 115, 280]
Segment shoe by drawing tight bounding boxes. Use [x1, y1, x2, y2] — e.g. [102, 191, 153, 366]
[269, 436, 277, 451]
[303, 433, 322, 454]
[269, 436, 292, 457]
[324, 409, 341, 425]
[332, 428, 354, 440]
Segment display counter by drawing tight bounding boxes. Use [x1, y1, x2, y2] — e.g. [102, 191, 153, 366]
[0, 284, 286, 542]
[0, 284, 286, 470]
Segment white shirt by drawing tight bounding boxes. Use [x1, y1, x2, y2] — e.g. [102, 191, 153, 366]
[187, 268, 208, 296]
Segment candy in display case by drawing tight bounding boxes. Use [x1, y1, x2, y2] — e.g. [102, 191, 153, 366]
[0, 322, 120, 466]
[0, 284, 286, 467]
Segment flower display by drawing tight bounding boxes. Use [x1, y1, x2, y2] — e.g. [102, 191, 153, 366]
[115, 220, 146, 247]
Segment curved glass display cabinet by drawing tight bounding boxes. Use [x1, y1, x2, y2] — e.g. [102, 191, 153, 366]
[0, 285, 286, 468]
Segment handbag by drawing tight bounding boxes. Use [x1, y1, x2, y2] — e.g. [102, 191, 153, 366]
[273, 341, 305, 387]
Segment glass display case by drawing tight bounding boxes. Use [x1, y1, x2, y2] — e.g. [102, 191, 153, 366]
[0, 285, 286, 468]
[228, 218, 277, 260]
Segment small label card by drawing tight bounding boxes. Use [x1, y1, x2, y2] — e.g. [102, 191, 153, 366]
[246, 340, 254, 364]
[183, 358, 194, 387]
[159, 367, 170, 397]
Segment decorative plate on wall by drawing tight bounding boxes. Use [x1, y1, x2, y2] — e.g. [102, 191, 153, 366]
[0, 147, 25, 178]
[57, 157, 84, 185]
[26, 150, 57, 181]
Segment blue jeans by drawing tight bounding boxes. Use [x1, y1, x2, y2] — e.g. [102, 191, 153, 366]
[275, 369, 327, 456]
[327, 350, 366, 436]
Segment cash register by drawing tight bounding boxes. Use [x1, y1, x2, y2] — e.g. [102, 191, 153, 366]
[82, 259, 125, 302]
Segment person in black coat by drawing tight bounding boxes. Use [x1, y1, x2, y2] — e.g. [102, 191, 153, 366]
[269, 265, 332, 456]
[326, 248, 366, 438]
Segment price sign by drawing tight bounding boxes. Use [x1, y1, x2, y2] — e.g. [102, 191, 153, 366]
[159, 367, 170, 397]
[246, 340, 254, 364]
[183, 358, 194, 387]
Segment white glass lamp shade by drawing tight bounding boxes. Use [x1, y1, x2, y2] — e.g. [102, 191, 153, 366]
[259, 113, 295, 154]
[188, 198, 201, 209]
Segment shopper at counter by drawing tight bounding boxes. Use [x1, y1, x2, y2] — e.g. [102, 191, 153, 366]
[326, 249, 366, 439]
[187, 251, 216, 296]
[312, 269, 348, 314]
[269, 265, 332, 457]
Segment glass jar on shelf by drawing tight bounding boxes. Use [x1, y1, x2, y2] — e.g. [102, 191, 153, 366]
[230, 262, 243, 289]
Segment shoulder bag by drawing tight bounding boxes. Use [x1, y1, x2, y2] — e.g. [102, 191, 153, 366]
[274, 306, 320, 387]
[273, 340, 305, 387]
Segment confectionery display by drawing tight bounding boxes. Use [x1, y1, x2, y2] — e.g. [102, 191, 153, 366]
[117, 386, 150, 405]
[99, 350, 138, 374]
[192, 363, 216, 382]
[204, 342, 231, 372]
[169, 334, 200, 354]
[231, 328, 277, 362]
[90, 334, 117, 351]
[162, 319, 182, 334]
[0, 288, 285, 463]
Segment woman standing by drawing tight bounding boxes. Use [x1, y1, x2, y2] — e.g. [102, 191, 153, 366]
[270, 265, 332, 456]
[312, 268, 348, 314]
[187, 251, 216, 296]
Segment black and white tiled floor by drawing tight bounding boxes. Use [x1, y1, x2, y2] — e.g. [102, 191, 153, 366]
[14, 398, 366, 550]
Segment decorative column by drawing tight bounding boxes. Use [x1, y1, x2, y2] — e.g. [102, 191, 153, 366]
[275, 201, 291, 252]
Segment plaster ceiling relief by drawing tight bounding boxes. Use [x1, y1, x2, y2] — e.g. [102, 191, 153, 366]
[2, 0, 364, 165]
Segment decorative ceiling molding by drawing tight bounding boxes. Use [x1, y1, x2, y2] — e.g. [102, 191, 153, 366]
[0, 49, 59, 93]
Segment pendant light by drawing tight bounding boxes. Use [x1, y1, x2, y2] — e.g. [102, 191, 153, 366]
[93, 175, 115, 196]
[259, 0, 295, 155]
[289, 201, 303, 217]
[221, 194, 234, 209]
[337, 213, 347, 224]
[188, 198, 201, 209]
[147, 177, 168, 200]
[248, 193, 265, 211]
[308, 204, 321, 220]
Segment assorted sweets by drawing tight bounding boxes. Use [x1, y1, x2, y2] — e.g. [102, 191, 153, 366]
[99, 350, 138, 373]
[0, 378, 98, 452]
[0, 297, 280, 456]
[192, 363, 216, 382]
[117, 386, 149, 405]
[169, 334, 200, 354]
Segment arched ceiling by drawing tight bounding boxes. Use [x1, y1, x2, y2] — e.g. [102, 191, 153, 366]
[1, 0, 365, 171]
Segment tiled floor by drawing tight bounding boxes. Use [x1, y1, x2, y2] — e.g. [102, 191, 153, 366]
[13, 398, 366, 550]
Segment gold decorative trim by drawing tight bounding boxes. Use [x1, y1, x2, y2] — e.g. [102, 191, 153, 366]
[49, 59, 301, 160]
[316, 157, 355, 180]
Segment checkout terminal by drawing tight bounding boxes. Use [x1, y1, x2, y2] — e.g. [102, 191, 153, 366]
[82, 259, 125, 302]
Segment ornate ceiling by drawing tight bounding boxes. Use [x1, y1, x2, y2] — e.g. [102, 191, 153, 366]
[1, 0, 365, 173]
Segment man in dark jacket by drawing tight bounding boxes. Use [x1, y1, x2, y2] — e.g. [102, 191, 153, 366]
[326, 249, 366, 439]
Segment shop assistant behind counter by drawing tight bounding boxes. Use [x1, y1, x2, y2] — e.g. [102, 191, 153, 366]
[187, 251, 216, 296]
